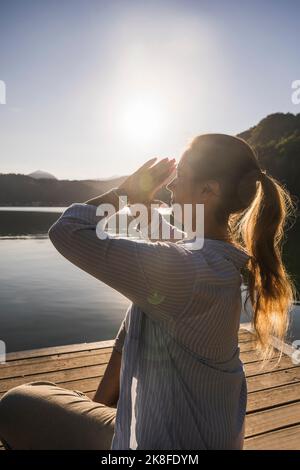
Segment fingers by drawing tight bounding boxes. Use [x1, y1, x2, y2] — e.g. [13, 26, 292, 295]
[137, 156, 175, 176]
[151, 157, 174, 169]
[151, 158, 176, 179]
[132, 157, 176, 201]
[149, 159, 176, 180]
[136, 157, 157, 173]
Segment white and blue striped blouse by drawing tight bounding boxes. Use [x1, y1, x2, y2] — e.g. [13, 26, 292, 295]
[48, 202, 251, 450]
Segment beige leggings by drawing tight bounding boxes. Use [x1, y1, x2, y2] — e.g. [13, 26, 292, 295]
[0, 381, 117, 450]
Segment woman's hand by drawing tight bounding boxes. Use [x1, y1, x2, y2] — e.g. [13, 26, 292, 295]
[117, 157, 176, 205]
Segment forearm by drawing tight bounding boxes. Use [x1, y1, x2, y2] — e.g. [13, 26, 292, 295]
[93, 316, 126, 406]
[93, 348, 122, 407]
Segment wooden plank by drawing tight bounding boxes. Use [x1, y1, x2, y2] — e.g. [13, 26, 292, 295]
[240, 349, 280, 364]
[1, 346, 113, 368]
[247, 366, 300, 393]
[244, 424, 300, 450]
[247, 382, 300, 412]
[244, 355, 296, 377]
[0, 363, 108, 394]
[239, 341, 257, 353]
[238, 331, 257, 342]
[5, 340, 115, 361]
[0, 350, 112, 379]
[245, 402, 300, 437]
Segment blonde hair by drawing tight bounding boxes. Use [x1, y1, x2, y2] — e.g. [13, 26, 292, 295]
[186, 133, 298, 366]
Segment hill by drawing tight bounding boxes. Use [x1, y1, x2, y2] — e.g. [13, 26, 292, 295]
[0, 112, 299, 206]
[237, 112, 300, 199]
[0, 174, 127, 206]
[28, 170, 57, 180]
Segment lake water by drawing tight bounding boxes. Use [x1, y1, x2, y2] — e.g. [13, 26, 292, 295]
[0, 207, 299, 353]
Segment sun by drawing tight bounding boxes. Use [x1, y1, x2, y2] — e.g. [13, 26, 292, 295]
[118, 94, 167, 144]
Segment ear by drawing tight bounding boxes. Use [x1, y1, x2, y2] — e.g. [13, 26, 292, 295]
[203, 180, 221, 197]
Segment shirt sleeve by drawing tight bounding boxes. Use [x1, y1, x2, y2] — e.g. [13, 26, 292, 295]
[48, 203, 197, 326]
[113, 317, 127, 353]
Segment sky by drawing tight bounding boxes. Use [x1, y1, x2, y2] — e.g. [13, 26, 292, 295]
[0, 0, 299, 180]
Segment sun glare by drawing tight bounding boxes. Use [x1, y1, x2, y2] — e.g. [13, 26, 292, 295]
[118, 94, 167, 144]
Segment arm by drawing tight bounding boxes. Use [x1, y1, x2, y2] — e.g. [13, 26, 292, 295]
[48, 158, 198, 324]
[93, 348, 122, 407]
[93, 313, 127, 406]
[48, 199, 197, 326]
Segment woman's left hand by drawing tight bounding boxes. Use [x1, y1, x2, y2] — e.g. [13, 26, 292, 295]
[117, 157, 176, 205]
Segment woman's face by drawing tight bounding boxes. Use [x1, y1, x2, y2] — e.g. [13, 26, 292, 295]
[166, 151, 198, 207]
[166, 149, 221, 210]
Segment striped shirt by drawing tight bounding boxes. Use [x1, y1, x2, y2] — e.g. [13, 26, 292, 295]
[48, 202, 251, 450]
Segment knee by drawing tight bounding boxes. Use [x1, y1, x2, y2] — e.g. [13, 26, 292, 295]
[0, 381, 58, 449]
[0, 381, 56, 417]
[1, 383, 27, 411]
[0, 384, 31, 446]
[0, 382, 52, 440]
[0, 383, 33, 424]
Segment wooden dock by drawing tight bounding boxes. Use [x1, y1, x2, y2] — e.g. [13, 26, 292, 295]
[1, 327, 300, 450]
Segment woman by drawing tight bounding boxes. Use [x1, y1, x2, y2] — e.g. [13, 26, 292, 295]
[0, 133, 296, 450]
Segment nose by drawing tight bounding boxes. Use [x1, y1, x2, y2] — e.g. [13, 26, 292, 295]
[166, 178, 175, 191]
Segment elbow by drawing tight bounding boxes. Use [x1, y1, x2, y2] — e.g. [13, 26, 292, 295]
[48, 223, 55, 242]
[48, 219, 66, 250]
[48, 220, 77, 266]
[48, 225, 59, 253]
[48, 219, 83, 266]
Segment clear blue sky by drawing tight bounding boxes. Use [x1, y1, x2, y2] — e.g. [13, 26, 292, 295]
[0, 0, 299, 179]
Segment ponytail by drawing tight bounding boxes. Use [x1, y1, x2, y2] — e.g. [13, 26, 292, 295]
[235, 172, 298, 366]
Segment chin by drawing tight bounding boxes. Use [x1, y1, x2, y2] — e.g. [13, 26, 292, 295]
[172, 199, 180, 206]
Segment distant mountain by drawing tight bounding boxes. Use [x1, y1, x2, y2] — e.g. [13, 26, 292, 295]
[1, 112, 299, 206]
[0, 174, 128, 206]
[28, 170, 57, 180]
[95, 174, 121, 181]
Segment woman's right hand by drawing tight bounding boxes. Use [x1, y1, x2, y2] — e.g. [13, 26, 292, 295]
[117, 157, 176, 205]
